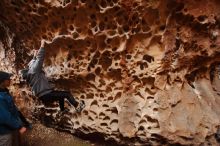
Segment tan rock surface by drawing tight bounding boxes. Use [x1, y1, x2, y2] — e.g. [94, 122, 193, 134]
[0, 0, 220, 145]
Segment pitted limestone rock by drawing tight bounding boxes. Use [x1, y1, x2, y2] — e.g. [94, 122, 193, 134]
[0, 0, 220, 145]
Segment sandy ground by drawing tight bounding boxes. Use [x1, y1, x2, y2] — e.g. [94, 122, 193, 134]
[22, 122, 93, 146]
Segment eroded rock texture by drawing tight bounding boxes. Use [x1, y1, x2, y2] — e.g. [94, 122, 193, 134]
[0, 0, 220, 145]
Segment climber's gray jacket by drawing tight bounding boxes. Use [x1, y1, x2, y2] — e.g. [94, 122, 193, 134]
[24, 48, 52, 97]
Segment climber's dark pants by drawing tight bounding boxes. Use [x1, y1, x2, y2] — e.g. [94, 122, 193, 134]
[39, 90, 78, 111]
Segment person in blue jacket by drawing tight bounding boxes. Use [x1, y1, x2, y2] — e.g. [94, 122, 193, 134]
[20, 40, 85, 112]
[0, 71, 31, 146]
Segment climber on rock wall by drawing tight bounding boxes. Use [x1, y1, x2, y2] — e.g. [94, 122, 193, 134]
[0, 71, 31, 146]
[19, 39, 85, 112]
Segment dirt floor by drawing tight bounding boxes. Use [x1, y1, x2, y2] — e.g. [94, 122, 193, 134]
[22, 122, 94, 146]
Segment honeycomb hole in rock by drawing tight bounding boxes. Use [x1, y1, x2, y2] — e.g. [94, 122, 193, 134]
[136, 113, 141, 118]
[103, 116, 110, 121]
[107, 68, 122, 80]
[110, 119, 118, 125]
[86, 73, 96, 81]
[142, 77, 155, 86]
[99, 112, 106, 118]
[89, 110, 97, 117]
[83, 110, 89, 115]
[107, 96, 113, 101]
[100, 123, 108, 127]
[153, 108, 158, 112]
[138, 126, 145, 131]
[144, 115, 158, 124]
[90, 100, 99, 107]
[113, 92, 121, 101]
[102, 104, 109, 108]
[138, 62, 148, 70]
[197, 15, 208, 22]
[108, 107, 118, 115]
[99, 21, 105, 31]
[143, 54, 154, 63]
[86, 93, 94, 99]
[88, 116, 94, 121]
[139, 119, 147, 125]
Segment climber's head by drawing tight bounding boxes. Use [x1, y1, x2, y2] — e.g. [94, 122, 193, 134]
[19, 68, 29, 80]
